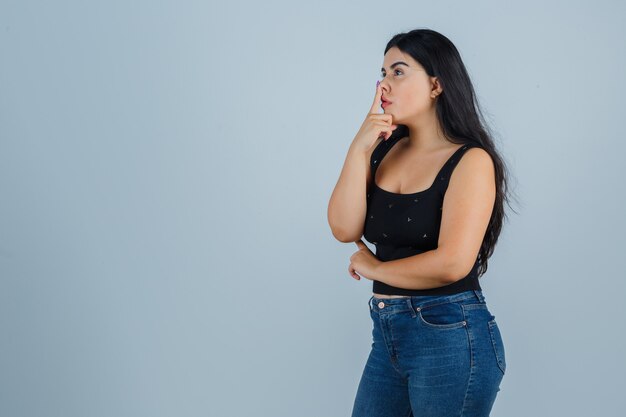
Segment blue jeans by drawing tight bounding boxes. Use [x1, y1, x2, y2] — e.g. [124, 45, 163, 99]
[351, 290, 506, 417]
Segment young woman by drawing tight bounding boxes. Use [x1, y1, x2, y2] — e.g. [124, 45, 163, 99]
[327, 29, 515, 416]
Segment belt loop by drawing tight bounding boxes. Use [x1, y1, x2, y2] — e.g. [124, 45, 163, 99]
[406, 297, 417, 318]
[473, 290, 485, 303]
[368, 295, 374, 310]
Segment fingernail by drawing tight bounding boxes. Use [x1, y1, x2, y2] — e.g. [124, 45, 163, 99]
[376, 80, 380, 87]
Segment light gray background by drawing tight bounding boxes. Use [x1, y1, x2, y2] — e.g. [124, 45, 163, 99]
[1, 1, 624, 416]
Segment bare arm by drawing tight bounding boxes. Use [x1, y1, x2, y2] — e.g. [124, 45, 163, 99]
[327, 139, 381, 242]
[327, 81, 395, 243]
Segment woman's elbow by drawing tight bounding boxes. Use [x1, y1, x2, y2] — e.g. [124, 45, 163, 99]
[330, 227, 362, 243]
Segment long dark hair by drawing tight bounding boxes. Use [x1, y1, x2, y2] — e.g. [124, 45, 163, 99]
[384, 28, 520, 278]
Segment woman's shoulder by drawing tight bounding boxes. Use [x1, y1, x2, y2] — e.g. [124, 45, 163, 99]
[449, 144, 495, 185]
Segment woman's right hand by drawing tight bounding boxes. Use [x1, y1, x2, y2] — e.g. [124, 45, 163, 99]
[351, 81, 398, 153]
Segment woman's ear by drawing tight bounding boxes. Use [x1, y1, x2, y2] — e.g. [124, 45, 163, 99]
[430, 76, 443, 98]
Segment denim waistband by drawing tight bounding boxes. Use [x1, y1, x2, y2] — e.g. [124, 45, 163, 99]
[368, 290, 485, 314]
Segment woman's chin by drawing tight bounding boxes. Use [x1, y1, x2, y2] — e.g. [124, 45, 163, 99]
[389, 113, 402, 122]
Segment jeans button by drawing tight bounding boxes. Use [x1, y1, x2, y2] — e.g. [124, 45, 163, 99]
[378, 301, 385, 309]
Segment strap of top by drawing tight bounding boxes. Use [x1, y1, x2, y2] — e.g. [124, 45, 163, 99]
[370, 135, 404, 182]
[436, 143, 480, 192]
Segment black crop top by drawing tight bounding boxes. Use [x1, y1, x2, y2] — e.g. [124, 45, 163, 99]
[363, 135, 483, 296]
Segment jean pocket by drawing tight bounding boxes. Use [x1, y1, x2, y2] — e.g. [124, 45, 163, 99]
[417, 302, 467, 330]
[488, 318, 506, 375]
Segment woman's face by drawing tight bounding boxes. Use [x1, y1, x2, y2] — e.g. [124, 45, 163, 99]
[379, 47, 440, 123]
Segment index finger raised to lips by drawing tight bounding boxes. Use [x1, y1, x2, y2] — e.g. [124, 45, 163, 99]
[370, 81, 383, 114]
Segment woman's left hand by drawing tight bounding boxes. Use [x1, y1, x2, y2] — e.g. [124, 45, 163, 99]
[349, 240, 381, 281]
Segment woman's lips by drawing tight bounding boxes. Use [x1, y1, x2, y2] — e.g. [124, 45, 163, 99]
[382, 101, 392, 109]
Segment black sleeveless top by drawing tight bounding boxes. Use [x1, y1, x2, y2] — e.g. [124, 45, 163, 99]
[363, 135, 483, 296]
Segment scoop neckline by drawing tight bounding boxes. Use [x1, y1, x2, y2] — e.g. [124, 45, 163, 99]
[372, 143, 470, 197]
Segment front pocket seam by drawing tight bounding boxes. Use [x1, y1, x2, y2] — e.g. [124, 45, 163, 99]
[417, 309, 467, 329]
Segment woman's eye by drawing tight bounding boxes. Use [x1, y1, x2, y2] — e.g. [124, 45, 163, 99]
[380, 70, 402, 78]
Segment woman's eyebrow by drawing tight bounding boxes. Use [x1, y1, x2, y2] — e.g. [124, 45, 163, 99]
[381, 61, 409, 72]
